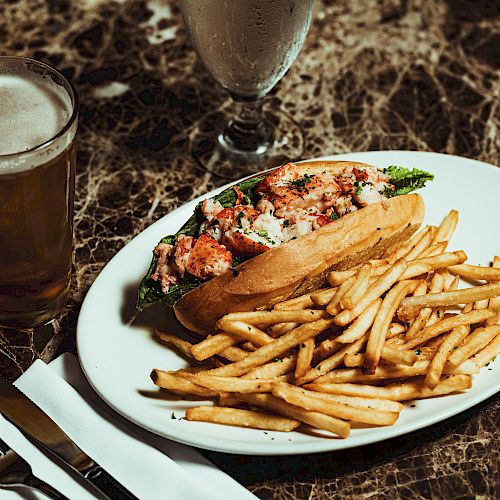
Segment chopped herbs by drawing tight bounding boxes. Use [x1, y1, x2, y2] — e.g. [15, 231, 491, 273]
[286, 173, 316, 190]
[230, 266, 239, 276]
[330, 212, 339, 221]
[256, 229, 276, 245]
[283, 219, 290, 227]
[171, 412, 176, 420]
[236, 211, 245, 227]
[415, 349, 422, 355]
[273, 357, 282, 363]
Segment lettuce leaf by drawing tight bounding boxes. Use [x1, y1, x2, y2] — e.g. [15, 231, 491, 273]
[383, 166, 434, 197]
[136, 174, 266, 310]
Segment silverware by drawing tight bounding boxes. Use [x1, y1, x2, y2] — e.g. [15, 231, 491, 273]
[0, 376, 137, 499]
[0, 437, 67, 499]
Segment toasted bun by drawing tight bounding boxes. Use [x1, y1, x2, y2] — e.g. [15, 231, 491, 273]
[174, 160, 425, 334]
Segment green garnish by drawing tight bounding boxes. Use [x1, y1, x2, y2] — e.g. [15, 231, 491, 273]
[286, 173, 316, 190]
[415, 349, 422, 355]
[382, 166, 434, 197]
[256, 230, 276, 245]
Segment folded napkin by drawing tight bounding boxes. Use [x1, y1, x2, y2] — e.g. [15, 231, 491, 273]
[0, 353, 256, 500]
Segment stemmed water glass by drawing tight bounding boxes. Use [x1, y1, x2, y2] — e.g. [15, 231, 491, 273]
[178, 0, 315, 178]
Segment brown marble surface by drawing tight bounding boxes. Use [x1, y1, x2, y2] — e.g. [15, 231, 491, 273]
[1, 0, 499, 498]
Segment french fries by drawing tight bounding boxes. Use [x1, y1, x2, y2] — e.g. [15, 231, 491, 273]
[149, 209, 499, 441]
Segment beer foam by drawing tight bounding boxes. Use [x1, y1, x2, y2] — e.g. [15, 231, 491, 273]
[0, 71, 73, 158]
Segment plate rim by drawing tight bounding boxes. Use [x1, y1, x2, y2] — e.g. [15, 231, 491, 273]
[77, 150, 500, 455]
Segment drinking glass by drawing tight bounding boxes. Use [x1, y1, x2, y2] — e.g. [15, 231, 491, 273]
[178, 0, 315, 178]
[0, 57, 78, 328]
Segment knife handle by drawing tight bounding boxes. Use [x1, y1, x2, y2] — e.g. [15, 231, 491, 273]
[84, 463, 137, 499]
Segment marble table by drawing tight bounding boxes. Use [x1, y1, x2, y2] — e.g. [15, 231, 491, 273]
[1, 0, 498, 498]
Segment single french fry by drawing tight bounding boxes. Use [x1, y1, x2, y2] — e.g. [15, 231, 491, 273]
[302, 392, 404, 413]
[205, 319, 334, 377]
[404, 226, 436, 261]
[217, 309, 329, 329]
[305, 375, 472, 401]
[267, 322, 300, 337]
[313, 359, 479, 384]
[472, 333, 500, 367]
[400, 283, 500, 309]
[243, 354, 297, 379]
[326, 275, 356, 315]
[191, 333, 242, 361]
[381, 345, 419, 366]
[410, 251, 467, 272]
[235, 393, 350, 438]
[403, 309, 495, 349]
[485, 262, 500, 325]
[295, 334, 368, 385]
[181, 373, 274, 393]
[424, 325, 470, 388]
[364, 280, 418, 372]
[448, 264, 500, 282]
[447, 324, 500, 367]
[344, 346, 417, 367]
[272, 383, 399, 426]
[150, 369, 220, 397]
[433, 209, 458, 244]
[274, 292, 314, 310]
[295, 338, 315, 379]
[341, 263, 372, 310]
[154, 330, 196, 359]
[219, 345, 254, 362]
[335, 299, 382, 343]
[335, 259, 408, 326]
[217, 321, 274, 346]
[419, 241, 448, 258]
[387, 322, 407, 338]
[185, 406, 300, 432]
[425, 275, 460, 327]
[316, 338, 342, 359]
[310, 287, 338, 306]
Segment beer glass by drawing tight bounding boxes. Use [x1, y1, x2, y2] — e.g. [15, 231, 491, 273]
[0, 57, 78, 328]
[179, 0, 314, 178]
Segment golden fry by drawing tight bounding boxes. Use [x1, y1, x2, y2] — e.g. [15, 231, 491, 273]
[403, 309, 495, 349]
[447, 324, 500, 367]
[400, 283, 500, 309]
[448, 264, 500, 282]
[295, 338, 315, 379]
[433, 209, 458, 244]
[217, 309, 329, 328]
[305, 375, 472, 401]
[364, 280, 417, 372]
[310, 287, 338, 306]
[424, 325, 470, 389]
[185, 406, 301, 432]
[341, 263, 372, 310]
[154, 330, 195, 360]
[335, 299, 382, 343]
[235, 393, 350, 438]
[150, 369, 220, 397]
[472, 333, 500, 368]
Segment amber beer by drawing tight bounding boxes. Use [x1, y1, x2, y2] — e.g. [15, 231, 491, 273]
[0, 57, 78, 328]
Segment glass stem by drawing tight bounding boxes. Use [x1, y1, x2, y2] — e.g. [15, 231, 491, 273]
[219, 99, 273, 155]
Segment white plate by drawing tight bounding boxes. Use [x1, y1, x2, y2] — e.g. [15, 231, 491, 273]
[77, 151, 500, 455]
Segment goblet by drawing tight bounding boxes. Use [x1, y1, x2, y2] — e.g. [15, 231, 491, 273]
[179, 0, 315, 178]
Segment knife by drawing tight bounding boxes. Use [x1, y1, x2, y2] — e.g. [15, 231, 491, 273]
[0, 375, 137, 499]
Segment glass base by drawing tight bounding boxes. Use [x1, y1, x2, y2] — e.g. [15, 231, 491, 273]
[189, 104, 305, 179]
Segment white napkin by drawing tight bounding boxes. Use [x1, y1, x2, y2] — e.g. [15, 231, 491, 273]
[0, 353, 256, 500]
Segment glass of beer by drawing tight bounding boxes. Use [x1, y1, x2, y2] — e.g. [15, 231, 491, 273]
[0, 57, 78, 328]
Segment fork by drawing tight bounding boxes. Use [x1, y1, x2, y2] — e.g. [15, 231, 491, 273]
[0, 437, 67, 499]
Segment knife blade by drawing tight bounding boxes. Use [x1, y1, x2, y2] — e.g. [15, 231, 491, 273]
[0, 375, 137, 499]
